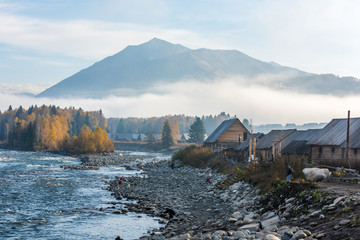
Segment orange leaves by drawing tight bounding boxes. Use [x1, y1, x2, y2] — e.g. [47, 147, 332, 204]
[70, 125, 113, 154]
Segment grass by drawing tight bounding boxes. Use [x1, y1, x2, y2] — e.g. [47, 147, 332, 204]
[172, 145, 228, 171]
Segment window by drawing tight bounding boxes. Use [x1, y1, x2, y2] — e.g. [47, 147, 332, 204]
[355, 149, 358, 155]
[331, 147, 335, 154]
[319, 146, 322, 157]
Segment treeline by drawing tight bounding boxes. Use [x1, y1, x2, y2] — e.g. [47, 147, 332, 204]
[0, 105, 113, 154]
[108, 112, 250, 135]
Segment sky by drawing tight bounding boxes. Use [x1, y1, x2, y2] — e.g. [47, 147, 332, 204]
[0, 0, 359, 124]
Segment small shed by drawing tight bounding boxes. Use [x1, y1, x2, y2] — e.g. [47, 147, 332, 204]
[204, 118, 250, 150]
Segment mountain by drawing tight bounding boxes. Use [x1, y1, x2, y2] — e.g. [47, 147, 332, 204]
[37, 38, 360, 98]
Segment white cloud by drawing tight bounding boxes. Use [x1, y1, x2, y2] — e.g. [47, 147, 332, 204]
[0, 80, 358, 125]
[0, 83, 50, 95]
[0, 9, 213, 61]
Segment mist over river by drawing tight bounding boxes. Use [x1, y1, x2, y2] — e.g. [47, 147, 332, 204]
[0, 149, 167, 240]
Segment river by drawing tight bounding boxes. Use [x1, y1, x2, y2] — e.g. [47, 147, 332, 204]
[0, 149, 168, 240]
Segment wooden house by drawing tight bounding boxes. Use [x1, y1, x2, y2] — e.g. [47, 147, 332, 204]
[281, 129, 321, 161]
[235, 133, 264, 161]
[204, 118, 250, 150]
[256, 129, 296, 161]
[307, 118, 360, 169]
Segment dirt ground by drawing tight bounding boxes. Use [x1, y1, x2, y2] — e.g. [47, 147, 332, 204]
[317, 181, 360, 200]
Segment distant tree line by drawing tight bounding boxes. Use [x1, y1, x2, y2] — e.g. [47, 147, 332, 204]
[160, 117, 206, 148]
[0, 105, 113, 154]
[108, 112, 248, 136]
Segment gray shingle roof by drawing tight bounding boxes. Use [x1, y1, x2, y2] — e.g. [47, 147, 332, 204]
[307, 118, 360, 148]
[256, 129, 296, 150]
[281, 140, 310, 155]
[235, 133, 264, 151]
[281, 129, 321, 155]
[204, 118, 238, 143]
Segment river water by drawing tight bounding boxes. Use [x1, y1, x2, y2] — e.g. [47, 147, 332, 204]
[0, 149, 167, 240]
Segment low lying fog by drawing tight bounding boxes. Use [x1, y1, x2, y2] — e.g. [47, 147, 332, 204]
[1, 79, 358, 125]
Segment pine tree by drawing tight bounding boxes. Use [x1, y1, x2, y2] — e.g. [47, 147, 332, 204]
[116, 119, 125, 133]
[161, 120, 174, 148]
[189, 117, 206, 144]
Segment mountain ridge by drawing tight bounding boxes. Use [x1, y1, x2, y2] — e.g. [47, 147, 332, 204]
[37, 38, 360, 98]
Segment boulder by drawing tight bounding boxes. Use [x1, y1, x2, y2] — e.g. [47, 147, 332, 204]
[302, 168, 331, 182]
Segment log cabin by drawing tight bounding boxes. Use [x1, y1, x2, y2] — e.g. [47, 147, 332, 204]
[204, 118, 250, 151]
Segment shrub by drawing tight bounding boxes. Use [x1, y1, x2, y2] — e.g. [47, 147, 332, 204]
[172, 145, 216, 169]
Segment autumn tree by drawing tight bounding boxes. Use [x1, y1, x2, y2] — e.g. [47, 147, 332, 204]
[189, 117, 206, 144]
[0, 105, 112, 154]
[161, 120, 174, 148]
[167, 118, 180, 144]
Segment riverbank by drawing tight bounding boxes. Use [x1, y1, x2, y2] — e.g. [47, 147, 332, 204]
[105, 159, 360, 240]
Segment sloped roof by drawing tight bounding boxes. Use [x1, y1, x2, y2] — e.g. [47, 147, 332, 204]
[235, 133, 264, 151]
[307, 118, 360, 148]
[282, 129, 321, 155]
[256, 129, 296, 150]
[282, 140, 310, 155]
[204, 118, 240, 143]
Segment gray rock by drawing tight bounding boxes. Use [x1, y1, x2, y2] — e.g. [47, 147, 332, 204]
[261, 216, 280, 229]
[233, 231, 245, 238]
[265, 234, 281, 240]
[310, 210, 321, 217]
[201, 234, 212, 240]
[178, 233, 191, 240]
[333, 196, 346, 205]
[280, 231, 293, 240]
[285, 197, 296, 204]
[262, 224, 278, 233]
[232, 211, 242, 219]
[213, 230, 227, 236]
[290, 231, 307, 240]
[339, 219, 350, 225]
[264, 211, 276, 219]
[228, 217, 238, 223]
[243, 212, 255, 221]
[238, 223, 260, 232]
[333, 225, 341, 230]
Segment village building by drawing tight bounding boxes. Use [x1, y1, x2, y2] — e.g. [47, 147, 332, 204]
[204, 118, 250, 151]
[281, 129, 321, 161]
[256, 129, 296, 161]
[234, 133, 264, 161]
[307, 118, 360, 169]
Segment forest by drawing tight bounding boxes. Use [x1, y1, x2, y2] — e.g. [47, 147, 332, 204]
[0, 105, 113, 154]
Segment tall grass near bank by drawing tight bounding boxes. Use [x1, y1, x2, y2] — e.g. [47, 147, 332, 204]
[217, 156, 307, 193]
[172, 145, 228, 172]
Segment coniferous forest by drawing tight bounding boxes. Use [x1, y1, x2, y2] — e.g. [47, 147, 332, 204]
[0, 105, 113, 154]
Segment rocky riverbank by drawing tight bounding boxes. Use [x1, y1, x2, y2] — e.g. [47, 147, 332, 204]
[61, 151, 170, 170]
[105, 160, 360, 240]
[60, 151, 360, 239]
